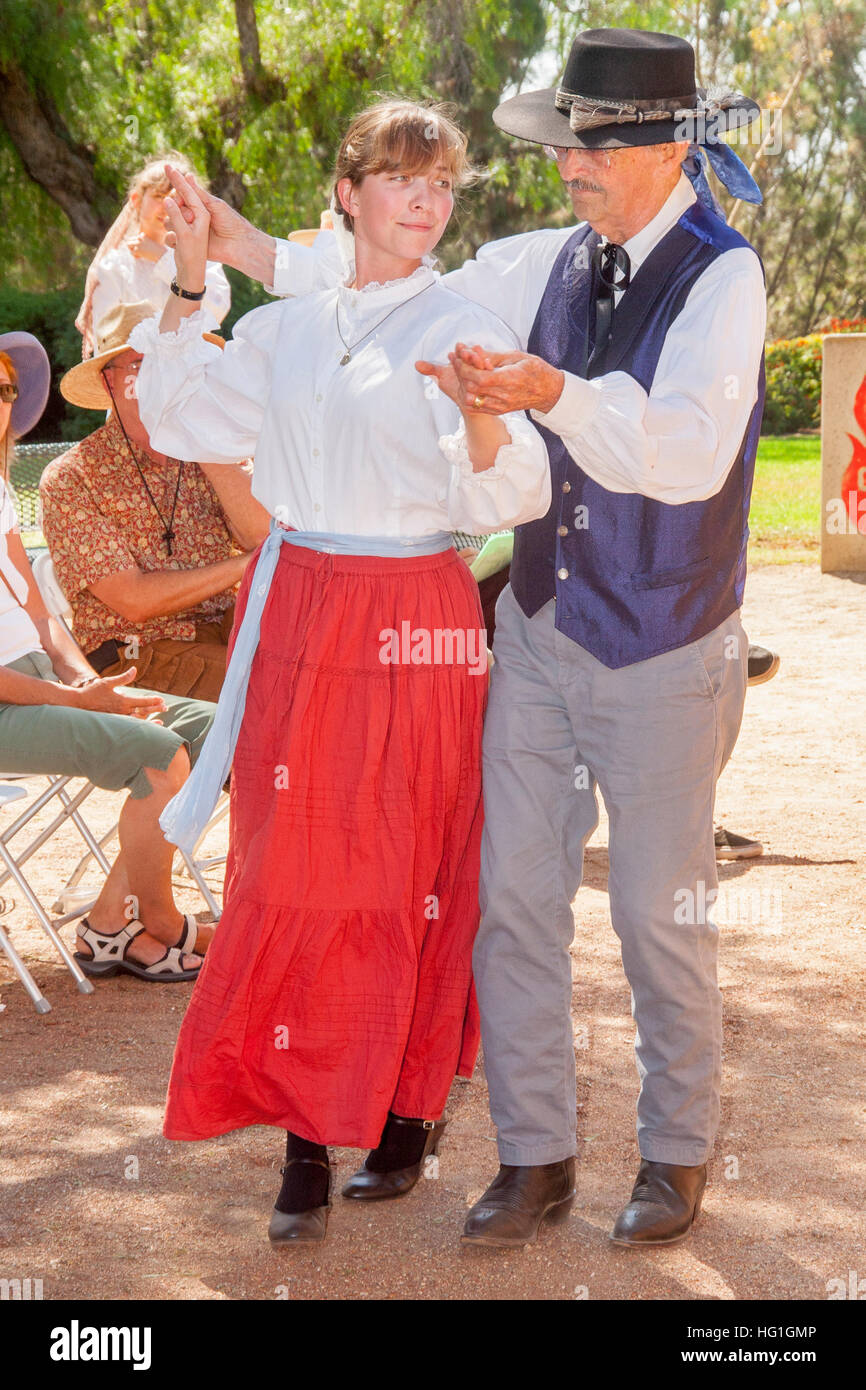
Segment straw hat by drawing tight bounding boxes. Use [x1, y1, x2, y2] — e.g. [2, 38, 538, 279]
[0, 331, 51, 439]
[60, 300, 223, 410]
[288, 229, 321, 248]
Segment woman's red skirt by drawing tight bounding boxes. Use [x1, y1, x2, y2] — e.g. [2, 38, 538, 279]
[163, 541, 487, 1148]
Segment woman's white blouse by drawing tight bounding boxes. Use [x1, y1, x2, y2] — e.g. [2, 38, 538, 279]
[0, 481, 43, 666]
[92, 245, 231, 333]
[129, 265, 551, 537]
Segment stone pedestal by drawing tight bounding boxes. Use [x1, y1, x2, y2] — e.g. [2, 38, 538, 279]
[821, 334, 866, 572]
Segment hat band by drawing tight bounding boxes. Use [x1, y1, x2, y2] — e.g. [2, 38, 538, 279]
[554, 85, 747, 135]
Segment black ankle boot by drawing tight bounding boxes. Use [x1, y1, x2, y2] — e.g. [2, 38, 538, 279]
[268, 1132, 332, 1246]
[341, 1113, 446, 1201]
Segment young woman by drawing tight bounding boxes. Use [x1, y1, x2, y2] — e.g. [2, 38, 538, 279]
[75, 154, 231, 360]
[130, 99, 551, 1244]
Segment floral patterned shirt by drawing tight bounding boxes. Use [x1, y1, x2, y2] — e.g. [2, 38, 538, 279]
[39, 413, 240, 652]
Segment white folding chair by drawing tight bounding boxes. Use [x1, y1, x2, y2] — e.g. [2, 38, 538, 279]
[30, 549, 72, 623]
[0, 779, 97, 1011]
[0, 783, 53, 1013]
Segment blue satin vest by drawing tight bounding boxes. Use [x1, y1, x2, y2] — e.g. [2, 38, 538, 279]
[511, 201, 766, 669]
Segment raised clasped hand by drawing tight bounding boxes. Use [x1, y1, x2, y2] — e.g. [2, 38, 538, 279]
[162, 162, 251, 268]
[160, 164, 211, 287]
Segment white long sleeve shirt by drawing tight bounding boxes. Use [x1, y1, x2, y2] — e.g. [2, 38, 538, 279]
[92, 244, 231, 333]
[129, 263, 551, 536]
[268, 174, 767, 505]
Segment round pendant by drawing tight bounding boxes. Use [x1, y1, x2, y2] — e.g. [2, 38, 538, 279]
[340, 352, 351, 366]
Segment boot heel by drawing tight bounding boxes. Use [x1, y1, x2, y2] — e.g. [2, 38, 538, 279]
[545, 1194, 575, 1226]
[430, 1121, 447, 1159]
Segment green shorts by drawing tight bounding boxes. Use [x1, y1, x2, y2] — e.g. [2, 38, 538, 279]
[0, 650, 215, 800]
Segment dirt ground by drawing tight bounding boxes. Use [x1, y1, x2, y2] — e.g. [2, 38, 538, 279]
[0, 561, 863, 1302]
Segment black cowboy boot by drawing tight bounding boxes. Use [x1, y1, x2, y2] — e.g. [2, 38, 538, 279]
[341, 1113, 447, 1200]
[609, 1159, 706, 1247]
[461, 1159, 576, 1248]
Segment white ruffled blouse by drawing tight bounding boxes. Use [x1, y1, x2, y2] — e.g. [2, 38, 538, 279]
[129, 264, 551, 537]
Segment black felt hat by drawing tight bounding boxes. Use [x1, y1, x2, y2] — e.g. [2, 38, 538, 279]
[493, 28, 760, 150]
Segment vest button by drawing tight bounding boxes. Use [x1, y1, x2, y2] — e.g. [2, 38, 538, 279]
[562, 481, 571, 493]
[557, 567, 569, 581]
[557, 525, 568, 537]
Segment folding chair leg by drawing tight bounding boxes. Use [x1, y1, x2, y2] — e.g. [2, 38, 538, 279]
[52, 823, 117, 913]
[179, 850, 223, 920]
[0, 920, 51, 1013]
[0, 843, 94, 994]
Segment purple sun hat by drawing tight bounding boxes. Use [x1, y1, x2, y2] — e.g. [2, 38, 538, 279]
[0, 332, 51, 439]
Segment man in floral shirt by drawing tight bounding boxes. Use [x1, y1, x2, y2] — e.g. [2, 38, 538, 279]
[42, 301, 269, 701]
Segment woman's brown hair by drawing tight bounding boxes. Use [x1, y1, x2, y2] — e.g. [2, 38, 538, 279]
[332, 99, 475, 230]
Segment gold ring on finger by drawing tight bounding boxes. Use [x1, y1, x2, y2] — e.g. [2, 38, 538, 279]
[473, 395, 485, 409]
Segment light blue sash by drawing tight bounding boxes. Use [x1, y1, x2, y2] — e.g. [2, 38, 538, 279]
[159, 521, 453, 852]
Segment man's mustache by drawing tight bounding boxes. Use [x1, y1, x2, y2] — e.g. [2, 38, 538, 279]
[566, 177, 604, 193]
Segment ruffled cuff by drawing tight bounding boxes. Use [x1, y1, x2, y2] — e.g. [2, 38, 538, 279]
[128, 308, 217, 360]
[438, 413, 540, 482]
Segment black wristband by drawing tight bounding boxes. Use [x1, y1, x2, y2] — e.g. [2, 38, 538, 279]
[170, 277, 206, 301]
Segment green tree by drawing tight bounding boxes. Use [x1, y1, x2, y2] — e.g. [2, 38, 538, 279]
[0, 0, 560, 298]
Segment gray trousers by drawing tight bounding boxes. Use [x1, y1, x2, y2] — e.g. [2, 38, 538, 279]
[474, 587, 747, 1167]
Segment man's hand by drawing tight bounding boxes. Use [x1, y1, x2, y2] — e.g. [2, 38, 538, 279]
[127, 233, 166, 264]
[74, 667, 167, 720]
[419, 343, 565, 416]
[162, 162, 274, 280]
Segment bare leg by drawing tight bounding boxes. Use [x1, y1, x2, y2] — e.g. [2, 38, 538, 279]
[80, 748, 210, 969]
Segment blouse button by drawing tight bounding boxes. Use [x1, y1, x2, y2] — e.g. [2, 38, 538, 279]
[557, 567, 569, 581]
[557, 525, 568, 537]
[562, 481, 571, 493]
[315, 394, 323, 403]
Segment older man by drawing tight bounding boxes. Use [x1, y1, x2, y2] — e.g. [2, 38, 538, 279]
[164, 26, 766, 1249]
[41, 302, 270, 702]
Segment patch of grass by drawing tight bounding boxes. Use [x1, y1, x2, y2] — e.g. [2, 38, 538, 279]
[749, 434, 820, 565]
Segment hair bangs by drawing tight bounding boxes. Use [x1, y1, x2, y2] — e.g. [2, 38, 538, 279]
[368, 113, 464, 183]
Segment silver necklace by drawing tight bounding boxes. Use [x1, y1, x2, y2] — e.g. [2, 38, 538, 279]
[335, 281, 434, 365]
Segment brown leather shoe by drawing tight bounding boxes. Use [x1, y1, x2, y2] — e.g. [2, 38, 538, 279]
[342, 1117, 446, 1201]
[268, 1158, 332, 1246]
[461, 1159, 576, 1249]
[609, 1159, 706, 1247]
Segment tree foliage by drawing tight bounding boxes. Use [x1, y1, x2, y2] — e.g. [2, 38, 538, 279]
[1, 0, 865, 341]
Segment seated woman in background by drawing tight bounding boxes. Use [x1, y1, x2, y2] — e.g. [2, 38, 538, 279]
[75, 153, 231, 361]
[0, 331, 214, 981]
